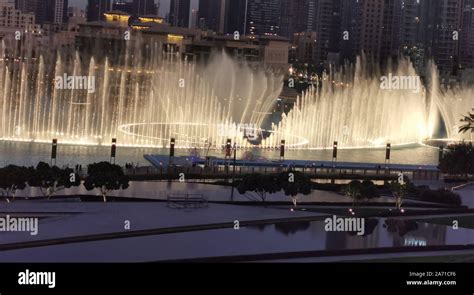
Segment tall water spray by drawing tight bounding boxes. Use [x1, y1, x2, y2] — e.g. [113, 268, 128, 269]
[0, 38, 282, 148]
[1, 35, 473, 150]
[262, 57, 435, 149]
[427, 61, 474, 142]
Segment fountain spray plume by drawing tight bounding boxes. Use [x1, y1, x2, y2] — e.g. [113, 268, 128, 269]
[0, 33, 283, 149]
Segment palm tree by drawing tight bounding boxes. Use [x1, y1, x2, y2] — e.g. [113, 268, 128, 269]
[459, 109, 474, 134]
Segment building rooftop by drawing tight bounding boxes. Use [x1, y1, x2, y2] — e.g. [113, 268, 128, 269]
[130, 22, 199, 36]
[104, 10, 131, 16]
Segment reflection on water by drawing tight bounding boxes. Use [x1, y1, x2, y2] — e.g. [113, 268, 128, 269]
[349, 218, 379, 237]
[383, 219, 419, 236]
[246, 218, 471, 251]
[274, 221, 311, 236]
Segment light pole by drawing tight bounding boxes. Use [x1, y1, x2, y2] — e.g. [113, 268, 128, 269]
[231, 143, 237, 201]
[110, 138, 117, 164]
[51, 139, 57, 166]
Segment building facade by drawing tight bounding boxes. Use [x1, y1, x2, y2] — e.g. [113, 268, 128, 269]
[169, 0, 190, 28]
[246, 0, 281, 36]
[87, 0, 112, 22]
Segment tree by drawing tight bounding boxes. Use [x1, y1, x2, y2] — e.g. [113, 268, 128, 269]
[388, 180, 407, 210]
[83, 162, 129, 202]
[342, 180, 363, 206]
[438, 142, 474, 177]
[360, 179, 380, 199]
[420, 189, 462, 206]
[28, 162, 80, 199]
[277, 171, 312, 207]
[459, 110, 474, 134]
[237, 173, 280, 203]
[0, 165, 31, 202]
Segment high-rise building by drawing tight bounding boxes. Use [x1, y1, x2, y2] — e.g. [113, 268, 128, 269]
[246, 0, 281, 36]
[358, 0, 402, 64]
[225, 0, 246, 35]
[340, 0, 361, 63]
[198, 0, 217, 31]
[420, 0, 463, 78]
[1, 1, 37, 29]
[169, 0, 190, 27]
[198, 0, 226, 33]
[53, 0, 68, 23]
[460, 0, 474, 69]
[400, 0, 422, 49]
[87, 0, 112, 22]
[17, 0, 75, 30]
[33, 0, 68, 24]
[398, 0, 426, 72]
[279, 0, 306, 40]
[113, 0, 134, 14]
[292, 31, 317, 63]
[312, 0, 341, 65]
[133, 0, 157, 16]
[15, 0, 37, 13]
[190, 8, 197, 28]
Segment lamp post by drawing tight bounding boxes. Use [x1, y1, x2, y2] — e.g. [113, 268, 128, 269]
[385, 143, 391, 169]
[51, 139, 57, 166]
[110, 138, 117, 164]
[332, 141, 338, 168]
[169, 138, 175, 165]
[231, 143, 237, 201]
[280, 140, 285, 162]
[439, 145, 444, 164]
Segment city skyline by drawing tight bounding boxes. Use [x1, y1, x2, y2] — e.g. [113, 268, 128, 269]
[68, 0, 199, 17]
[0, 0, 473, 282]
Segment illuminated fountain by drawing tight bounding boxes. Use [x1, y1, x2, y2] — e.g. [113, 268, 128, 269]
[0, 35, 473, 150]
[428, 62, 474, 142]
[0, 39, 282, 148]
[263, 57, 435, 149]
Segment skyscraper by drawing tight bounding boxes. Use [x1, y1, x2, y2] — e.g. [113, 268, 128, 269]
[312, 0, 342, 65]
[358, 0, 402, 64]
[460, 0, 474, 69]
[169, 0, 190, 27]
[400, 0, 422, 49]
[87, 0, 112, 22]
[420, 0, 464, 78]
[279, 0, 307, 40]
[340, 0, 361, 63]
[15, 0, 37, 13]
[113, 0, 134, 15]
[190, 8, 197, 28]
[225, 0, 246, 35]
[198, 0, 226, 32]
[34, 0, 68, 24]
[246, 0, 281, 36]
[53, 0, 68, 23]
[398, 0, 427, 72]
[133, 0, 157, 16]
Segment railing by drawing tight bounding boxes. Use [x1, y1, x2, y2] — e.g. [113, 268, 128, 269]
[125, 165, 441, 181]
